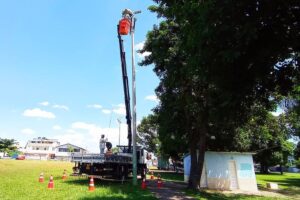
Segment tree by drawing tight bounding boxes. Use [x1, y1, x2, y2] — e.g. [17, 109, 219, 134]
[142, 0, 299, 189]
[137, 114, 161, 154]
[295, 142, 300, 160]
[0, 138, 17, 156]
[67, 145, 74, 153]
[111, 147, 120, 154]
[232, 107, 294, 173]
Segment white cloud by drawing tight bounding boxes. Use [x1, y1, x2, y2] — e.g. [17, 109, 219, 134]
[72, 122, 97, 130]
[66, 121, 129, 152]
[39, 101, 49, 106]
[135, 41, 151, 59]
[87, 104, 103, 109]
[113, 104, 126, 115]
[23, 108, 56, 119]
[53, 104, 69, 111]
[53, 125, 62, 130]
[54, 133, 87, 149]
[21, 128, 35, 135]
[67, 129, 77, 134]
[135, 42, 144, 50]
[102, 109, 112, 114]
[145, 95, 159, 103]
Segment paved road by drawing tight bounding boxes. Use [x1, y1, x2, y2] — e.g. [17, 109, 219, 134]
[146, 180, 196, 200]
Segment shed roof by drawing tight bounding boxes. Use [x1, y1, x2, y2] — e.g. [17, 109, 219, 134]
[184, 151, 255, 158]
[55, 143, 86, 150]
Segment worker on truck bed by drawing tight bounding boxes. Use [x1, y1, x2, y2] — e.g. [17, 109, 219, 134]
[99, 134, 107, 154]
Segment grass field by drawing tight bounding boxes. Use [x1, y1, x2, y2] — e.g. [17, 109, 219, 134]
[1, 160, 299, 200]
[256, 172, 300, 199]
[151, 170, 300, 200]
[256, 172, 300, 189]
[148, 171, 184, 182]
[0, 160, 155, 200]
[186, 190, 286, 200]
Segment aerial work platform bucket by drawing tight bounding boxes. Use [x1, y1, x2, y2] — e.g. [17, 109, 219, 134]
[118, 18, 131, 35]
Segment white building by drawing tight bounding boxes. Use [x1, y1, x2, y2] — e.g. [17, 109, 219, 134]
[55, 143, 87, 161]
[184, 151, 258, 192]
[24, 137, 60, 160]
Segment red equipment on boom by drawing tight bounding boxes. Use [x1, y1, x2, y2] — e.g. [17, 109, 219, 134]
[118, 18, 131, 35]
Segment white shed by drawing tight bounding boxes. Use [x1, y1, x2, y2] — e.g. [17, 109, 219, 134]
[184, 151, 257, 192]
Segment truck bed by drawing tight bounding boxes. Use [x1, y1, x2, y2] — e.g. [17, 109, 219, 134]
[71, 153, 132, 164]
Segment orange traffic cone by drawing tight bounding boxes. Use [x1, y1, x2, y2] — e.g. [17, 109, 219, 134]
[150, 171, 154, 180]
[62, 170, 67, 180]
[157, 174, 163, 189]
[89, 176, 95, 191]
[39, 172, 44, 183]
[48, 175, 54, 189]
[141, 178, 147, 189]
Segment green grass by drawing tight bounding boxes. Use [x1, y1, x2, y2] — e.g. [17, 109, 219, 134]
[0, 160, 156, 200]
[2, 160, 299, 200]
[148, 171, 184, 182]
[150, 171, 300, 199]
[186, 190, 285, 200]
[256, 172, 300, 198]
[256, 172, 300, 189]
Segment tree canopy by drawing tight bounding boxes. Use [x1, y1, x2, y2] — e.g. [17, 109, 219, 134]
[137, 114, 161, 155]
[0, 138, 17, 155]
[141, 0, 299, 189]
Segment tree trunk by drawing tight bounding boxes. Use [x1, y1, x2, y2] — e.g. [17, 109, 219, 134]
[188, 131, 206, 190]
[188, 142, 199, 189]
[260, 162, 269, 174]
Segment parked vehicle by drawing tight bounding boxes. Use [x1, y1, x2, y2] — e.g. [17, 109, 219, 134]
[16, 155, 25, 160]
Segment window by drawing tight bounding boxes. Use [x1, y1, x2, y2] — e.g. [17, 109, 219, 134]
[59, 148, 68, 152]
[44, 148, 47, 150]
[36, 148, 39, 150]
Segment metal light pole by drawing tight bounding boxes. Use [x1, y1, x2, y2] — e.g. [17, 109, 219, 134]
[130, 9, 141, 186]
[120, 8, 141, 186]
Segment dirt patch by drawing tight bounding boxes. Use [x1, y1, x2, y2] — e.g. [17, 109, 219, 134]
[147, 179, 296, 200]
[147, 180, 196, 200]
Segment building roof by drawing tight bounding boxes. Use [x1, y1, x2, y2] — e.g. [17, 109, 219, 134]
[183, 151, 256, 158]
[55, 143, 86, 150]
[31, 137, 59, 141]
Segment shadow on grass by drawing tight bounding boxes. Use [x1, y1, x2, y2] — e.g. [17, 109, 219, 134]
[151, 171, 184, 183]
[262, 178, 300, 188]
[79, 193, 156, 200]
[186, 190, 275, 200]
[258, 177, 300, 197]
[64, 178, 157, 200]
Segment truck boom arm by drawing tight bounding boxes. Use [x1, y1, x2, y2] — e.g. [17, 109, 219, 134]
[117, 25, 132, 153]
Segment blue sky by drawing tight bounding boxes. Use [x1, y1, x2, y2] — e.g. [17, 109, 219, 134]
[0, 0, 160, 152]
